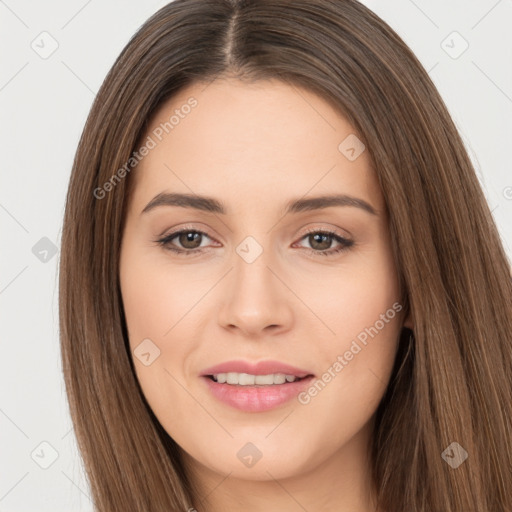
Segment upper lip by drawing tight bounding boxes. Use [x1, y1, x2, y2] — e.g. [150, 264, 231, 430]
[200, 360, 314, 378]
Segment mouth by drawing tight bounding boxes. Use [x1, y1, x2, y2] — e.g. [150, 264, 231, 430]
[199, 360, 315, 412]
[206, 372, 312, 386]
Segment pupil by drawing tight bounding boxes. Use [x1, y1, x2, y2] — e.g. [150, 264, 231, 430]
[312, 233, 330, 250]
[181, 231, 200, 248]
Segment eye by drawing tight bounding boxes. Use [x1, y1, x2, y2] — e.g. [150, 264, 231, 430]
[155, 227, 354, 257]
[293, 228, 354, 257]
[156, 227, 215, 256]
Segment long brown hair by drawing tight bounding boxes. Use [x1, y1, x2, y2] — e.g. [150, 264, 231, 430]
[59, 0, 512, 510]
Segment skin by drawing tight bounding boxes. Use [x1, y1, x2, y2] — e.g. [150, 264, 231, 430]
[119, 77, 413, 512]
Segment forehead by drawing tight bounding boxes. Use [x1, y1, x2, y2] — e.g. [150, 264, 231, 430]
[129, 78, 384, 215]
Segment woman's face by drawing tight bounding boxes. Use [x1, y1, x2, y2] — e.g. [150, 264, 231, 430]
[119, 78, 411, 487]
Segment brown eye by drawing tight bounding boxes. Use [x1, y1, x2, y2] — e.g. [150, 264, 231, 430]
[308, 232, 334, 251]
[157, 229, 214, 255]
[295, 229, 354, 257]
[175, 231, 203, 249]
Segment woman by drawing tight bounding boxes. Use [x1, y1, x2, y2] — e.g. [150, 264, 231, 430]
[59, 0, 512, 510]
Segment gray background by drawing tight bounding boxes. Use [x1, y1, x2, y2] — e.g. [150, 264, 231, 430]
[1, 0, 511, 510]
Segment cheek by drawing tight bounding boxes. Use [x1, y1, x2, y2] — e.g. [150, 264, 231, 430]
[301, 240, 401, 352]
[293, 306, 401, 459]
[293, 242, 402, 441]
[120, 245, 199, 347]
[119, 246, 198, 431]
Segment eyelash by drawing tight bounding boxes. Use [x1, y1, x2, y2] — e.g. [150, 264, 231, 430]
[155, 226, 354, 258]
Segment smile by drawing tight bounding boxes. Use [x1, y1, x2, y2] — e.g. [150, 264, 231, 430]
[200, 360, 315, 412]
[210, 372, 303, 385]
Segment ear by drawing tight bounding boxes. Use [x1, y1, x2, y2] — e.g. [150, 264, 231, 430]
[403, 310, 414, 331]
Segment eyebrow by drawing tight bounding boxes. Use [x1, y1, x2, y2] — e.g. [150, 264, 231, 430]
[141, 192, 378, 216]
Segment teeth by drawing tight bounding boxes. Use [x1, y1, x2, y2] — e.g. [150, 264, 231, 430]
[212, 372, 300, 385]
[238, 373, 255, 385]
[226, 372, 238, 384]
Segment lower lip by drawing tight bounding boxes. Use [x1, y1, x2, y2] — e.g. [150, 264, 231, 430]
[201, 375, 315, 412]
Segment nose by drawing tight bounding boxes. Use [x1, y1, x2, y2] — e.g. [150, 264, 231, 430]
[217, 244, 294, 338]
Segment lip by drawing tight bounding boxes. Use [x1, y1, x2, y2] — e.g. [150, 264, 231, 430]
[200, 360, 313, 379]
[200, 360, 315, 412]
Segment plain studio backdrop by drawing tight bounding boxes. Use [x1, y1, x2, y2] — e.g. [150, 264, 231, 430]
[0, 0, 511, 510]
